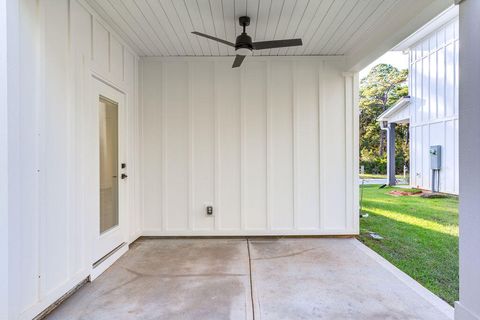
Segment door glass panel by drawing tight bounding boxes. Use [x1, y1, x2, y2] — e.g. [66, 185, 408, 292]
[99, 97, 119, 234]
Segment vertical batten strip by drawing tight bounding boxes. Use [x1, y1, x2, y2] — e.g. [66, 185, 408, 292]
[439, 33, 445, 189]
[38, 0, 47, 300]
[187, 61, 194, 231]
[133, 57, 138, 237]
[419, 54, 423, 125]
[161, 62, 167, 231]
[266, 60, 272, 230]
[78, 55, 87, 269]
[66, 0, 74, 279]
[427, 41, 431, 122]
[136, 57, 142, 236]
[292, 60, 298, 230]
[318, 61, 326, 231]
[129, 58, 134, 237]
[123, 71, 131, 238]
[435, 38, 439, 119]
[419, 127, 423, 187]
[139, 59, 146, 231]
[443, 120, 447, 191]
[132, 60, 137, 237]
[442, 31, 448, 188]
[240, 66, 245, 230]
[316, 61, 321, 231]
[213, 61, 219, 230]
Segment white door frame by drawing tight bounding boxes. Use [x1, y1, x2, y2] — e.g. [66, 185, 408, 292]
[90, 76, 128, 279]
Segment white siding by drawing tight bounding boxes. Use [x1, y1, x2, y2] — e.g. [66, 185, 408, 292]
[10, 0, 141, 318]
[409, 17, 459, 194]
[141, 57, 358, 236]
[9, 2, 358, 318]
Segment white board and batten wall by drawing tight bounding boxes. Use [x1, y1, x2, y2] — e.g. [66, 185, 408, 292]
[408, 13, 459, 194]
[10, 1, 359, 318]
[141, 57, 359, 236]
[9, 0, 141, 319]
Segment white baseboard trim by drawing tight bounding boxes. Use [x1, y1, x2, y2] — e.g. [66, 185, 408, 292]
[129, 232, 142, 244]
[352, 239, 454, 319]
[141, 229, 359, 236]
[90, 243, 129, 281]
[455, 302, 480, 320]
[20, 271, 90, 320]
[21, 243, 130, 319]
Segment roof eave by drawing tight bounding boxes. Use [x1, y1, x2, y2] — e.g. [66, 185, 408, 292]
[377, 97, 411, 122]
[392, 5, 459, 52]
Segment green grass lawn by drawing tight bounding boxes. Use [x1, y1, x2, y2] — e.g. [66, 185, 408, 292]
[358, 185, 459, 305]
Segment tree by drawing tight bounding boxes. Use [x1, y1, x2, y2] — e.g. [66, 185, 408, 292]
[359, 64, 408, 174]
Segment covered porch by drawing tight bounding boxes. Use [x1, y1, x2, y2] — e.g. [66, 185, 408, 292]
[2, 0, 480, 319]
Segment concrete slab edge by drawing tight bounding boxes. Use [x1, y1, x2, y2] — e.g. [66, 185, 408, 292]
[351, 239, 454, 319]
[139, 235, 356, 239]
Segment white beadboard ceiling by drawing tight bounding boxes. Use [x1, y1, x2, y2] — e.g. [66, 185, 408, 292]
[85, 0, 402, 57]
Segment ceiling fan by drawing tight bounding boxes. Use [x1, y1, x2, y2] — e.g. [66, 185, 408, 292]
[192, 16, 303, 68]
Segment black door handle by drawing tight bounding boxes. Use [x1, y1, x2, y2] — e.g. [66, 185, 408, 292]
[121, 173, 128, 179]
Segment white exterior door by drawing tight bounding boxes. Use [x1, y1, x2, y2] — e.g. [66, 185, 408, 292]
[93, 79, 127, 264]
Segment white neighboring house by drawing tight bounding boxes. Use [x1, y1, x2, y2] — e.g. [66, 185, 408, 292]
[378, 6, 459, 194]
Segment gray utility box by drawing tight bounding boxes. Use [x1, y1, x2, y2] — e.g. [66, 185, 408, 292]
[430, 145, 442, 170]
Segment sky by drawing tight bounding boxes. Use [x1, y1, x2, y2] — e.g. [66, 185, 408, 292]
[359, 51, 409, 80]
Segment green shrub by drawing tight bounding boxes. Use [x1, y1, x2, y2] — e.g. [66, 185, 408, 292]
[360, 158, 387, 174]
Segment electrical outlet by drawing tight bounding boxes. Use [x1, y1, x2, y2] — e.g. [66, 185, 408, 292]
[205, 204, 214, 216]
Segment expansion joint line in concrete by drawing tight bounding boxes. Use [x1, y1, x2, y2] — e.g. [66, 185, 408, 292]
[246, 238, 256, 320]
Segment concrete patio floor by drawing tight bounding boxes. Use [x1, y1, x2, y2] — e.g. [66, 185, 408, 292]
[47, 238, 453, 320]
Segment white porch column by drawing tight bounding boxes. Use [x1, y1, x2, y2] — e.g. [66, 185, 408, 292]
[0, 0, 8, 318]
[343, 72, 360, 233]
[387, 123, 396, 186]
[456, 0, 480, 319]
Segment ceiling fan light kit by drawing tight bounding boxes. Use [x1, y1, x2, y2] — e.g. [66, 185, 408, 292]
[192, 16, 303, 68]
[236, 47, 253, 56]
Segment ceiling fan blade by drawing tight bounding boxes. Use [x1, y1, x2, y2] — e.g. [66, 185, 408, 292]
[192, 31, 235, 47]
[232, 55, 246, 68]
[253, 38, 303, 50]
